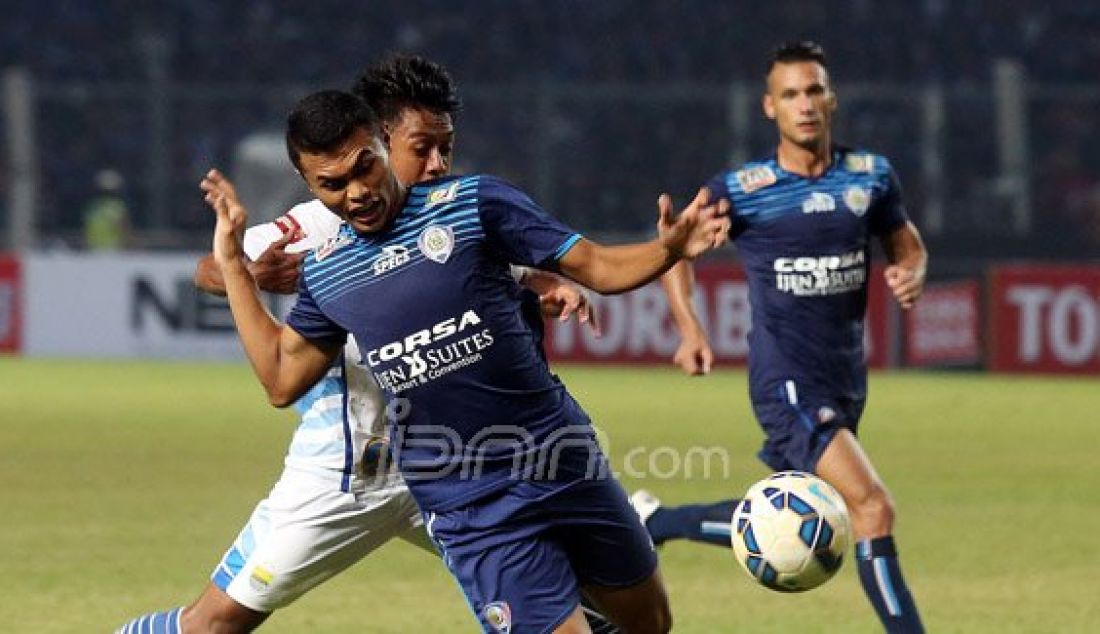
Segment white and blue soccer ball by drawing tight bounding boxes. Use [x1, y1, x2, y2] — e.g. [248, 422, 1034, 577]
[731, 471, 851, 592]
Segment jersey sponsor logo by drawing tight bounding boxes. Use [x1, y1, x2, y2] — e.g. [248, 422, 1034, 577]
[426, 181, 461, 207]
[315, 233, 354, 262]
[844, 186, 871, 217]
[801, 192, 836, 214]
[372, 245, 411, 276]
[773, 250, 866, 296]
[844, 153, 875, 173]
[735, 165, 778, 193]
[365, 310, 495, 391]
[418, 224, 454, 264]
[484, 601, 512, 633]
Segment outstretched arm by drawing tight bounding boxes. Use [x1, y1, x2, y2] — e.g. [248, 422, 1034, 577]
[660, 260, 714, 375]
[557, 189, 728, 294]
[201, 169, 340, 406]
[879, 221, 927, 310]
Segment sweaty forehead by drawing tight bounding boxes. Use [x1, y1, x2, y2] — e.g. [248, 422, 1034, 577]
[299, 127, 382, 179]
[767, 61, 830, 92]
[391, 107, 454, 138]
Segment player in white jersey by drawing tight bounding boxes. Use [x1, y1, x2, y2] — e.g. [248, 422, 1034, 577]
[116, 55, 600, 634]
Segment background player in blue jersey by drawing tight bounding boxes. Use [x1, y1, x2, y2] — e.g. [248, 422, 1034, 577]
[117, 57, 607, 634]
[202, 90, 727, 633]
[645, 41, 927, 633]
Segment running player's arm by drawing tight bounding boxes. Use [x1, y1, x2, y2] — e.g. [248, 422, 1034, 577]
[201, 169, 340, 407]
[879, 221, 927, 310]
[557, 189, 728, 294]
[660, 260, 713, 375]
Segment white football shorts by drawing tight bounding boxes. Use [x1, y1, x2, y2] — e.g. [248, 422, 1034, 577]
[211, 469, 434, 612]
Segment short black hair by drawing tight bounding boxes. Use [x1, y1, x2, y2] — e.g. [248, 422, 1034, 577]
[767, 41, 828, 76]
[351, 53, 462, 125]
[285, 89, 381, 170]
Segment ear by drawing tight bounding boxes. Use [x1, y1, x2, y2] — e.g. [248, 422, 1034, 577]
[381, 123, 393, 148]
[826, 90, 838, 114]
[762, 93, 777, 121]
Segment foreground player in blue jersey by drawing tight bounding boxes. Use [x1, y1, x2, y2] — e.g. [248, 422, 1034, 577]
[203, 90, 728, 633]
[117, 56, 611, 634]
[647, 42, 927, 633]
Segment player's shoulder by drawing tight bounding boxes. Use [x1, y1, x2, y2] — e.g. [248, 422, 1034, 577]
[836, 146, 893, 178]
[726, 157, 781, 196]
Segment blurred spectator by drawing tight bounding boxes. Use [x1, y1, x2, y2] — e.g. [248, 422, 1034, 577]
[83, 169, 129, 251]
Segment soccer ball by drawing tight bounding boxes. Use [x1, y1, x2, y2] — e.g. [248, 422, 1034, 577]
[730, 471, 851, 592]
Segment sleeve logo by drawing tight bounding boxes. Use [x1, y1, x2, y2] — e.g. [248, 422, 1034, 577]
[426, 181, 461, 207]
[735, 166, 778, 193]
[843, 153, 875, 173]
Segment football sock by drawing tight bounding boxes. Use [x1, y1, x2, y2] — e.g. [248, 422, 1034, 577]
[114, 607, 183, 634]
[856, 536, 925, 633]
[645, 499, 739, 548]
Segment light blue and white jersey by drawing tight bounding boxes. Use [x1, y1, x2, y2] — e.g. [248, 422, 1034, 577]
[243, 200, 396, 493]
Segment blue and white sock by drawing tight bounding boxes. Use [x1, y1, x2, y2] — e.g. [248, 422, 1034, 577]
[115, 607, 183, 634]
[856, 536, 924, 633]
[645, 499, 739, 548]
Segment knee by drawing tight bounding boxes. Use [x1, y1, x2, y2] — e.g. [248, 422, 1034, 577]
[848, 483, 896, 538]
[625, 594, 672, 634]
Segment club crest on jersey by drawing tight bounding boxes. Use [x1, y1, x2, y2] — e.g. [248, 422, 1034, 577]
[372, 245, 411, 275]
[736, 165, 778, 193]
[426, 181, 461, 207]
[802, 192, 836, 214]
[418, 224, 454, 264]
[844, 186, 871, 216]
[844, 153, 875, 173]
[315, 233, 354, 262]
[483, 601, 512, 633]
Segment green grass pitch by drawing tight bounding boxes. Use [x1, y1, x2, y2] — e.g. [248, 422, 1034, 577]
[1, 358, 1097, 632]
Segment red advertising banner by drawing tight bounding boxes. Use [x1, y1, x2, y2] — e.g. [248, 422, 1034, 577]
[989, 264, 1100, 374]
[905, 280, 981, 367]
[545, 262, 893, 368]
[0, 254, 21, 353]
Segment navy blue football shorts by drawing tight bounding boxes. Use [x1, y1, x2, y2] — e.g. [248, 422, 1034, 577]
[424, 476, 658, 633]
[752, 380, 866, 474]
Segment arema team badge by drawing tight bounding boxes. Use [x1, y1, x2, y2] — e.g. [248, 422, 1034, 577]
[418, 224, 454, 263]
[483, 601, 512, 633]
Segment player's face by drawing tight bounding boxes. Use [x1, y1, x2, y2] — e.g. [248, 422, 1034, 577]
[385, 107, 455, 185]
[763, 61, 837, 149]
[297, 126, 403, 234]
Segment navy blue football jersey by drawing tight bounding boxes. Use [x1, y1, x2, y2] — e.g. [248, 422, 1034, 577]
[287, 175, 598, 512]
[706, 148, 909, 403]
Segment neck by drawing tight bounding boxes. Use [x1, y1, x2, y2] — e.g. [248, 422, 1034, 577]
[776, 135, 832, 177]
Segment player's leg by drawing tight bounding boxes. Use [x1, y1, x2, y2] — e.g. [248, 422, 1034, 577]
[117, 476, 418, 634]
[816, 429, 925, 634]
[581, 569, 671, 634]
[180, 584, 269, 633]
[630, 489, 739, 548]
[550, 478, 671, 634]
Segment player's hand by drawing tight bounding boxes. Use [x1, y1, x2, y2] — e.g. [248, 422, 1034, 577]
[201, 169, 248, 266]
[673, 326, 714, 375]
[657, 188, 730, 260]
[540, 284, 601, 337]
[884, 264, 925, 309]
[249, 230, 306, 295]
